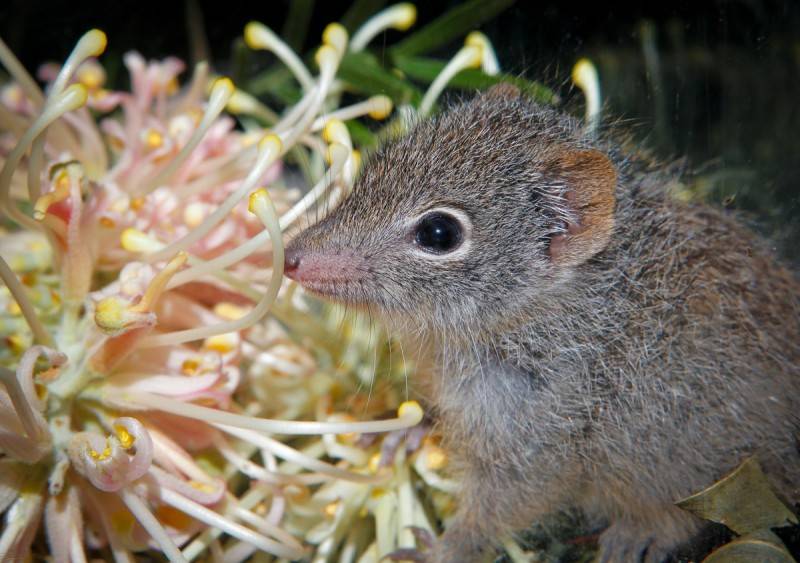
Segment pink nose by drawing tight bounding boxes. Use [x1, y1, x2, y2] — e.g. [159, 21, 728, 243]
[283, 249, 301, 279]
[283, 249, 363, 284]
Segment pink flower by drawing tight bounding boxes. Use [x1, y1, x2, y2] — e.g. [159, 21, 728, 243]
[0, 17, 434, 562]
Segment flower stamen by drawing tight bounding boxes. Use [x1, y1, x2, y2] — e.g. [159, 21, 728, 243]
[572, 58, 601, 134]
[465, 31, 500, 75]
[116, 391, 423, 436]
[135, 77, 234, 196]
[0, 84, 88, 231]
[138, 188, 283, 347]
[0, 255, 54, 346]
[244, 22, 314, 92]
[312, 95, 393, 131]
[279, 142, 349, 231]
[0, 36, 45, 105]
[144, 134, 282, 263]
[350, 3, 417, 52]
[420, 43, 483, 116]
[119, 487, 187, 563]
[158, 487, 306, 560]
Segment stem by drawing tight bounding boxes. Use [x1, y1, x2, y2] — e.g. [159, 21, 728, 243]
[217, 424, 386, 484]
[158, 488, 305, 560]
[145, 135, 281, 264]
[350, 4, 417, 52]
[122, 391, 423, 435]
[134, 79, 234, 196]
[244, 22, 314, 91]
[0, 85, 88, 231]
[279, 143, 348, 232]
[0, 36, 45, 106]
[120, 487, 187, 563]
[0, 255, 54, 346]
[310, 96, 392, 131]
[420, 45, 482, 116]
[138, 189, 283, 348]
[0, 366, 45, 444]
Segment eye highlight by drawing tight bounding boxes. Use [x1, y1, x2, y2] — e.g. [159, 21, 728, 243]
[413, 211, 464, 254]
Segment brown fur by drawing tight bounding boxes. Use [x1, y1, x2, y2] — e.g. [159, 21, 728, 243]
[284, 87, 800, 562]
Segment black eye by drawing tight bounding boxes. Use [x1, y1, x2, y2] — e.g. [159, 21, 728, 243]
[414, 212, 464, 254]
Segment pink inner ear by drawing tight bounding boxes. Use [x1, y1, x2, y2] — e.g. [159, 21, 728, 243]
[547, 149, 617, 266]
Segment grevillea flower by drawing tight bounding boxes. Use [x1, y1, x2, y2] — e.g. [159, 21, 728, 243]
[0, 6, 518, 561]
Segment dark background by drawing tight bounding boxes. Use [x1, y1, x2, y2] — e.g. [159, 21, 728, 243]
[2, 0, 799, 262]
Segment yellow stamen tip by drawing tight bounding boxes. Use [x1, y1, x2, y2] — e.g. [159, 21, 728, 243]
[144, 129, 164, 150]
[171, 251, 189, 267]
[425, 446, 447, 470]
[398, 400, 423, 422]
[244, 21, 268, 49]
[81, 29, 108, 57]
[572, 58, 598, 87]
[99, 216, 116, 228]
[463, 45, 483, 69]
[120, 228, 162, 253]
[62, 83, 89, 109]
[367, 95, 393, 120]
[213, 302, 249, 320]
[368, 453, 381, 473]
[393, 4, 417, 30]
[258, 133, 282, 155]
[248, 189, 269, 214]
[226, 89, 255, 114]
[203, 332, 239, 354]
[315, 45, 338, 69]
[181, 359, 200, 375]
[114, 425, 134, 449]
[322, 23, 348, 54]
[211, 77, 235, 97]
[323, 501, 339, 518]
[465, 31, 487, 49]
[95, 296, 128, 331]
[76, 63, 105, 90]
[322, 119, 348, 145]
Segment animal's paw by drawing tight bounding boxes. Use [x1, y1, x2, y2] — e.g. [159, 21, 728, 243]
[597, 521, 673, 563]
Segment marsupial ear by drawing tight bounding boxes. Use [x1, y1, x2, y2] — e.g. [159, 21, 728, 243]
[546, 148, 617, 267]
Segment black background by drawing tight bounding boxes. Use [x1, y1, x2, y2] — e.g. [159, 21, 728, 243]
[2, 0, 799, 260]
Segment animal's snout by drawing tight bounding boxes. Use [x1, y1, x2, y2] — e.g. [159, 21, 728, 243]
[283, 248, 301, 279]
[282, 244, 365, 287]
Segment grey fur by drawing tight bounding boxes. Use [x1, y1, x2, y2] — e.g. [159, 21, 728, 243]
[285, 91, 800, 562]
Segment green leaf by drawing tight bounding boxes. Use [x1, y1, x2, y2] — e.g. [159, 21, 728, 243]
[281, 0, 315, 52]
[229, 37, 250, 86]
[345, 120, 377, 149]
[389, 0, 517, 58]
[337, 51, 421, 105]
[246, 66, 303, 105]
[393, 55, 558, 105]
[340, 0, 389, 32]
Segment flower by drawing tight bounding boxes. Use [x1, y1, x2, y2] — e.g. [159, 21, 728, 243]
[0, 6, 509, 561]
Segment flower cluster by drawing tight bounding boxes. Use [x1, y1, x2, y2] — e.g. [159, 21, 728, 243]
[0, 5, 488, 560]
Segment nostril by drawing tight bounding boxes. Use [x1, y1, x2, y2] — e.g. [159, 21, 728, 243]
[283, 249, 301, 276]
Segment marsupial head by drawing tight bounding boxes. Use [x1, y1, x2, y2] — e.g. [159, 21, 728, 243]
[284, 86, 617, 336]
